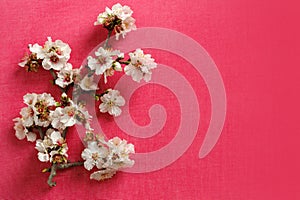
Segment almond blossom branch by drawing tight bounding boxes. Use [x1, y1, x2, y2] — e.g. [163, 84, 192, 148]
[14, 3, 148, 187]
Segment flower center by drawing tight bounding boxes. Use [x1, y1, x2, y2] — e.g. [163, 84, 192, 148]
[134, 60, 142, 68]
[97, 56, 107, 65]
[112, 153, 120, 160]
[50, 55, 59, 63]
[107, 101, 115, 107]
[64, 74, 71, 82]
[103, 15, 122, 31]
[67, 109, 75, 117]
[92, 152, 99, 160]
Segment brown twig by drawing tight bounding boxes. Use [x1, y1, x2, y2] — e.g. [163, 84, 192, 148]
[47, 163, 57, 187]
[104, 30, 113, 49]
[46, 161, 84, 187]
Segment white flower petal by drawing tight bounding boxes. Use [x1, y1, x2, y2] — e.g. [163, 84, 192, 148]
[26, 132, 37, 142]
[81, 149, 92, 160]
[38, 152, 50, 162]
[90, 169, 116, 181]
[84, 160, 95, 171]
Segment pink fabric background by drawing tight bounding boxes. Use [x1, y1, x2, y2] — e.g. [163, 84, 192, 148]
[1, 0, 300, 199]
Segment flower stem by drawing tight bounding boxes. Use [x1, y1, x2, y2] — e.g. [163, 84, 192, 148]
[104, 30, 113, 49]
[57, 161, 83, 169]
[49, 69, 57, 80]
[62, 128, 68, 139]
[37, 126, 44, 139]
[47, 163, 57, 187]
[118, 61, 130, 65]
[46, 161, 83, 187]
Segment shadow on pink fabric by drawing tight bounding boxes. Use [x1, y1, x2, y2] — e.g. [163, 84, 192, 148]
[1, 0, 300, 199]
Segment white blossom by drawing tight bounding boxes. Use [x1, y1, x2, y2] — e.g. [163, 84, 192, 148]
[13, 117, 36, 142]
[23, 93, 38, 106]
[102, 137, 135, 169]
[87, 47, 123, 76]
[29, 37, 71, 71]
[124, 48, 157, 82]
[29, 43, 45, 59]
[115, 16, 136, 40]
[32, 93, 56, 127]
[90, 169, 117, 181]
[99, 89, 125, 117]
[55, 63, 75, 88]
[94, 3, 136, 40]
[50, 106, 76, 130]
[50, 102, 92, 131]
[79, 75, 99, 91]
[81, 141, 108, 170]
[103, 61, 122, 84]
[20, 107, 34, 127]
[109, 3, 133, 20]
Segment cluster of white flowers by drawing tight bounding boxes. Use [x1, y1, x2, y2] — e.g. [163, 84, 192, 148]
[81, 135, 134, 181]
[84, 47, 157, 117]
[86, 47, 157, 87]
[13, 93, 92, 143]
[87, 47, 123, 83]
[13, 93, 55, 142]
[124, 48, 157, 82]
[13, 93, 58, 142]
[51, 94, 92, 130]
[28, 37, 71, 71]
[55, 63, 81, 88]
[35, 129, 68, 163]
[19, 37, 84, 91]
[94, 3, 136, 40]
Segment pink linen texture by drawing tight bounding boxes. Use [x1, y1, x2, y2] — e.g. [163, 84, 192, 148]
[0, 0, 300, 199]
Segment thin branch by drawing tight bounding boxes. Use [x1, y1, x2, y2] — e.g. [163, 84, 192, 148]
[49, 69, 57, 80]
[47, 163, 57, 187]
[57, 161, 84, 169]
[104, 30, 113, 49]
[37, 126, 44, 139]
[62, 128, 68, 139]
[45, 161, 83, 187]
[118, 61, 130, 65]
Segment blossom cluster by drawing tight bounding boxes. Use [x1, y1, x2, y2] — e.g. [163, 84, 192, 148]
[81, 133, 134, 181]
[94, 3, 136, 40]
[86, 47, 157, 86]
[13, 93, 91, 140]
[35, 129, 68, 163]
[13, 93, 92, 164]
